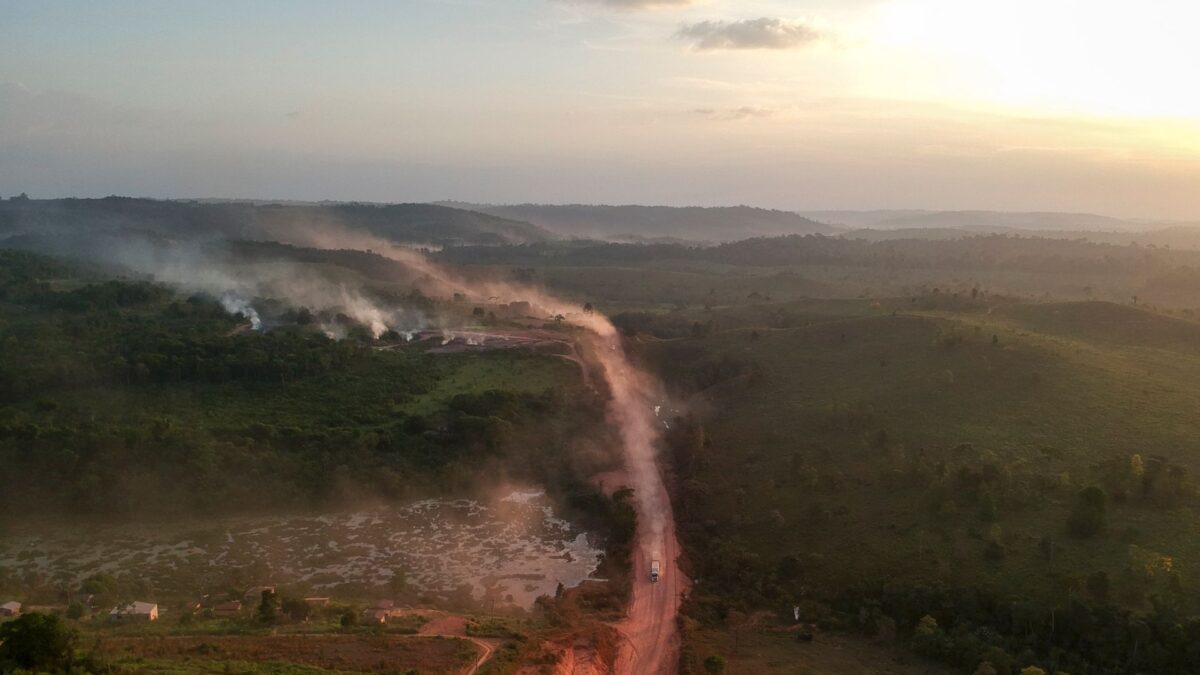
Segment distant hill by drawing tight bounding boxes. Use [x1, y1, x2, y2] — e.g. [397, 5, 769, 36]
[0, 197, 552, 248]
[800, 209, 1139, 232]
[441, 202, 838, 242]
[840, 223, 1200, 251]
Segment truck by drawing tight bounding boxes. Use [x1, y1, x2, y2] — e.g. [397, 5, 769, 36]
[650, 560, 661, 583]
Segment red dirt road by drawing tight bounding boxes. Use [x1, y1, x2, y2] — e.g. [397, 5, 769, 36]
[613, 502, 688, 675]
[409, 325, 688, 673]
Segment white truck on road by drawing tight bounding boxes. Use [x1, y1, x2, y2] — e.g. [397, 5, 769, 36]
[650, 560, 661, 583]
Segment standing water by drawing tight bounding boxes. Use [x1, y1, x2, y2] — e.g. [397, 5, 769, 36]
[0, 490, 602, 608]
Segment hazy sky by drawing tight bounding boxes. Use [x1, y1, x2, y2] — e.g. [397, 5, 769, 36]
[2, 0, 1198, 218]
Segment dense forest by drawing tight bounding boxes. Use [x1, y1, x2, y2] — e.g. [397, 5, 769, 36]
[440, 202, 837, 241]
[0, 250, 610, 516]
[628, 297, 1200, 675]
[442, 233, 1200, 279]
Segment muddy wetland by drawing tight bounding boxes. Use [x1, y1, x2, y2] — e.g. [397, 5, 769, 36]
[0, 490, 602, 608]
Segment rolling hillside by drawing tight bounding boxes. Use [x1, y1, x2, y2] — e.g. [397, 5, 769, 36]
[635, 297, 1200, 674]
[442, 202, 838, 242]
[0, 197, 553, 249]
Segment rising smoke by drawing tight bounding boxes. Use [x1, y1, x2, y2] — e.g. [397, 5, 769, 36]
[8, 215, 673, 561]
[219, 293, 262, 330]
[280, 226, 673, 558]
[7, 225, 427, 338]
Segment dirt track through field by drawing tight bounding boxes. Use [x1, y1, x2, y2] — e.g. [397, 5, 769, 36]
[416, 613, 499, 675]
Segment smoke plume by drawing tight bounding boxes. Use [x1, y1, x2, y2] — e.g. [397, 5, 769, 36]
[274, 224, 673, 558]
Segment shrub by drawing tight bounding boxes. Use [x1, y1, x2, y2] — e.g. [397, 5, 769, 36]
[1067, 486, 1106, 537]
[0, 613, 77, 671]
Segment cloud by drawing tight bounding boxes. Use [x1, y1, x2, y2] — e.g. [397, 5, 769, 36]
[692, 106, 777, 121]
[567, 0, 694, 9]
[677, 17, 826, 50]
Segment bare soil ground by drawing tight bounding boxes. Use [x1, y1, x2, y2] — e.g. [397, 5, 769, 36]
[609, 467, 688, 675]
[100, 634, 478, 674]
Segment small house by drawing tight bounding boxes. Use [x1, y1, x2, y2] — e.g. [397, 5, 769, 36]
[110, 601, 158, 622]
[243, 586, 276, 604]
[364, 608, 389, 624]
[213, 600, 242, 617]
[0, 601, 20, 617]
[303, 597, 330, 608]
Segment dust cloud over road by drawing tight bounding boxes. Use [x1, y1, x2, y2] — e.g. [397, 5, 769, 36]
[311, 235, 686, 673]
[584, 337, 689, 674]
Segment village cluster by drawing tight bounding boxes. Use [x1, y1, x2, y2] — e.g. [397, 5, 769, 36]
[0, 587, 424, 625]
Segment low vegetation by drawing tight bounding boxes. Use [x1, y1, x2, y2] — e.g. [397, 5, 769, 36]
[632, 296, 1200, 674]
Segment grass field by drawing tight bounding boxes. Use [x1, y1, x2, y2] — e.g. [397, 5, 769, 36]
[684, 625, 956, 675]
[96, 634, 477, 674]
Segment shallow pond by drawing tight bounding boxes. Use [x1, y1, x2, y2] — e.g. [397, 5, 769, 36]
[0, 490, 602, 608]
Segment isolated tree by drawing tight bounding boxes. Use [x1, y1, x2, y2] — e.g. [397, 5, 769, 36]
[911, 615, 947, 658]
[257, 589, 279, 623]
[980, 647, 1014, 675]
[703, 655, 727, 674]
[978, 491, 998, 522]
[1068, 486, 1107, 537]
[583, 302, 594, 314]
[0, 613, 76, 671]
[1130, 453, 1145, 482]
[973, 662, 998, 675]
[1039, 536, 1056, 563]
[1086, 570, 1110, 603]
[281, 597, 311, 622]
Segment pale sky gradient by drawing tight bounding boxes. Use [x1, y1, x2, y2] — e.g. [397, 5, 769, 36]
[2, 0, 1198, 219]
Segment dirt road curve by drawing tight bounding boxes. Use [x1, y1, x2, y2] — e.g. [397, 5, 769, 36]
[462, 637, 495, 675]
[415, 613, 499, 675]
[612, 470, 689, 675]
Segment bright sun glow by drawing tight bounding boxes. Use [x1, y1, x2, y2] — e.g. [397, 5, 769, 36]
[870, 0, 1200, 119]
